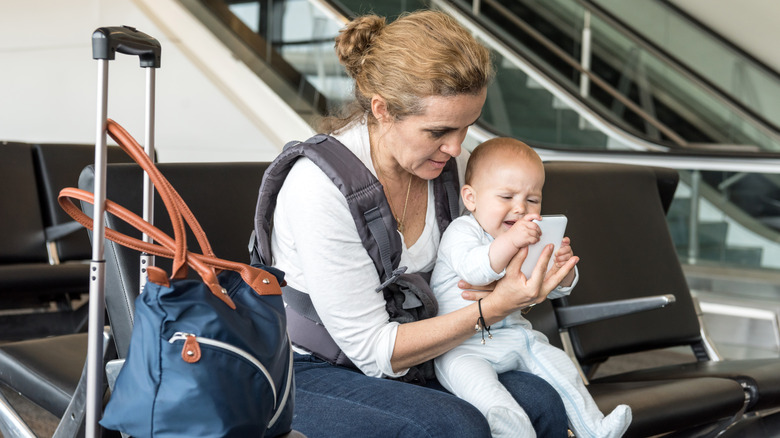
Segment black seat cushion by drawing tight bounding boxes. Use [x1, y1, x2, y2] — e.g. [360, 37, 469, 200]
[0, 263, 88, 305]
[0, 333, 87, 417]
[589, 377, 746, 438]
[593, 358, 780, 411]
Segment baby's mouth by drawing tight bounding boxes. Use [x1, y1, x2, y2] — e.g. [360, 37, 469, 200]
[504, 220, 516, 227]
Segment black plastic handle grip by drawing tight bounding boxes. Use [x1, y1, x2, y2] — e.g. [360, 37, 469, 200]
[92, 25, 161, 68]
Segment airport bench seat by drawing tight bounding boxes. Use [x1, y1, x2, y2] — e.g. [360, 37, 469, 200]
[0, 142, 89, 340]
[0, 141, 132, 341]
[0, 159, 767, 437]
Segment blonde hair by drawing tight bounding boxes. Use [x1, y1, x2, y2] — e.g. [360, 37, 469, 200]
[465, 137, 543, 185]
[320, 10, 493, 133]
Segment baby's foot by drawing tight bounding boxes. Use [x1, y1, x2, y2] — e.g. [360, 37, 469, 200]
[598, 404, 632, 438]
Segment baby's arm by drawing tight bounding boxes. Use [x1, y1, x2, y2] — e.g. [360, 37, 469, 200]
[488, 215, 541, 274]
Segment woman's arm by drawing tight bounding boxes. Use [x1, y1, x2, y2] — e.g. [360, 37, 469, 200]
[273, 159, 403, 378]
[391, 244, 577, 371]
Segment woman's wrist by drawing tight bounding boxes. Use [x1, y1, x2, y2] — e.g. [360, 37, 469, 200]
[477, 291, 513, 326]
[476, 298, 493, 343]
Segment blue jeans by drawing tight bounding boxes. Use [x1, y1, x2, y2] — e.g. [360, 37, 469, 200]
[291, 353, 568, 437]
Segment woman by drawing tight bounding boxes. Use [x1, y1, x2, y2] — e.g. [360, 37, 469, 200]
[269, 10, 578, 437]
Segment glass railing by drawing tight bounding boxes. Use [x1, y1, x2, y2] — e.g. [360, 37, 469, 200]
[226, 0, 351, 111]
[455, 0, 780, 154]
[672, 170, 780, 271]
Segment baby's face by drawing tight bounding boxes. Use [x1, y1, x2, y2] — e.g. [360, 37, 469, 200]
[466, 158, 544, 239]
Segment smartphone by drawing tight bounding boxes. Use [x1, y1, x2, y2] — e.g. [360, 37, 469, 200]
[520, 214, 568, 279]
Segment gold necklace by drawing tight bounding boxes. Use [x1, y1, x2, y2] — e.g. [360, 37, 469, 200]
[396, 174, 413, 233]
[370, 139, 414, 233]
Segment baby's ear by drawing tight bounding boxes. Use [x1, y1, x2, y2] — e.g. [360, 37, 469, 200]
[461, 184, 477, 212]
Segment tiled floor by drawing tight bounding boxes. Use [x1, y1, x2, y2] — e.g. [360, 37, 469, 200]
[685, 263, 780, 361]
[0, 383, 57, 437]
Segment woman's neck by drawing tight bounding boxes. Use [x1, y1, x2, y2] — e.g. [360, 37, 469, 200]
[368, 124, 405, 184]
[368, 123, 427, 244]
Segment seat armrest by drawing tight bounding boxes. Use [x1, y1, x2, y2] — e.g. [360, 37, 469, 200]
[105, 359, 126, 393]
[554, 294, 676, 328]
[45, 221, 85, 242]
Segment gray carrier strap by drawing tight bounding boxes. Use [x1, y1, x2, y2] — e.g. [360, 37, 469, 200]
[254, 134, 401, 284]
[283, 285, 356, 368]
[253, 133, 459, 374]
[434, 160, 460, 230]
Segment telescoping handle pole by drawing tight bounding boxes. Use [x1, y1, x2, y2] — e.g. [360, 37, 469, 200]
[89, 25, 160, 438]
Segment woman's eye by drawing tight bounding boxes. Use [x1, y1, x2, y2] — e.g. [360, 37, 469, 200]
[430, 131, 447, 139]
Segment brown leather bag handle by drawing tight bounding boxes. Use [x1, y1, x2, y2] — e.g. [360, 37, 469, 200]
[106, 120, 217, 262]
[58, 120, 281, 307]
[105, 119, 207, 280]
[59, 188, 281, 306]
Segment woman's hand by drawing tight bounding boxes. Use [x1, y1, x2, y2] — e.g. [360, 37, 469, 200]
[480, 244, 578, 322]
[458, 280, 495, 301]
[394, 241, 576, 372]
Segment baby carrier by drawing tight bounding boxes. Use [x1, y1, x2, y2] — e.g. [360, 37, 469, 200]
[253, 134, 459, 382]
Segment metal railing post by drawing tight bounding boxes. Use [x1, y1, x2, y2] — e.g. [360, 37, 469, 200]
[579, 10, 592, 130]
[688, 170, 701, 263]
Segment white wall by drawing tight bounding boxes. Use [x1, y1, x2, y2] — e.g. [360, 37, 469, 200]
[0, 0, 313, 162]
[668, 0, 780, 73]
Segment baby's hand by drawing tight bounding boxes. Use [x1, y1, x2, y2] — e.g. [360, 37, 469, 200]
[508, 216, 541, 249]
[547, 237, 577, 288]
[554, 237, 574, 268]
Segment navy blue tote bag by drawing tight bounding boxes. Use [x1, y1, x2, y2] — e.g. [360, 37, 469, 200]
[59, 120, 294, 437]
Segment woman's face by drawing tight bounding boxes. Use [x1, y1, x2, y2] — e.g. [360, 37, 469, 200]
[377, 89, 487, 180]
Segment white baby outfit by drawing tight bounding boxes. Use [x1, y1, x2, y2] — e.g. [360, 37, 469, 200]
[431, 213, 631, 438]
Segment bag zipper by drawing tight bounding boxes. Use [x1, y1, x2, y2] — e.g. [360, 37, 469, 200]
[168, 332, 278, 405]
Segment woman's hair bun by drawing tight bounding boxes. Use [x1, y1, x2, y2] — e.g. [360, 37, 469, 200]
[335, 15, 386, 78]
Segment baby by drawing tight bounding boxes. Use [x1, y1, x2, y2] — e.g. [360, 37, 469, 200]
[431, 137, 631, 437]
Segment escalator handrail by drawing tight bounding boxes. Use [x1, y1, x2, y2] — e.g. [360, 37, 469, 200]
[469, 124, 780, 174]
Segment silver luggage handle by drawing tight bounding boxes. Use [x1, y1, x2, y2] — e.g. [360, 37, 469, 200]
[92, 25, 161, 68]
[87, 25, 161, 438]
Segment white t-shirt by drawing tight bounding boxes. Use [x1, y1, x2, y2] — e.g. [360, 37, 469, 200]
[271, 118, 467, 378]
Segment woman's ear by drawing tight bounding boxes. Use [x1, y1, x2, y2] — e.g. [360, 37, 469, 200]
[461, 184, 477, 212]
[370, 95, 391, 123]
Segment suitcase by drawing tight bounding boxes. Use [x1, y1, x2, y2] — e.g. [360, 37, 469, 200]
[86, 25, 161, 436]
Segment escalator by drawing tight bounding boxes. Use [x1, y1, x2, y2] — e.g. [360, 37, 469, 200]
[458, 0, 780, 149]
[176, 0, 780, 273]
